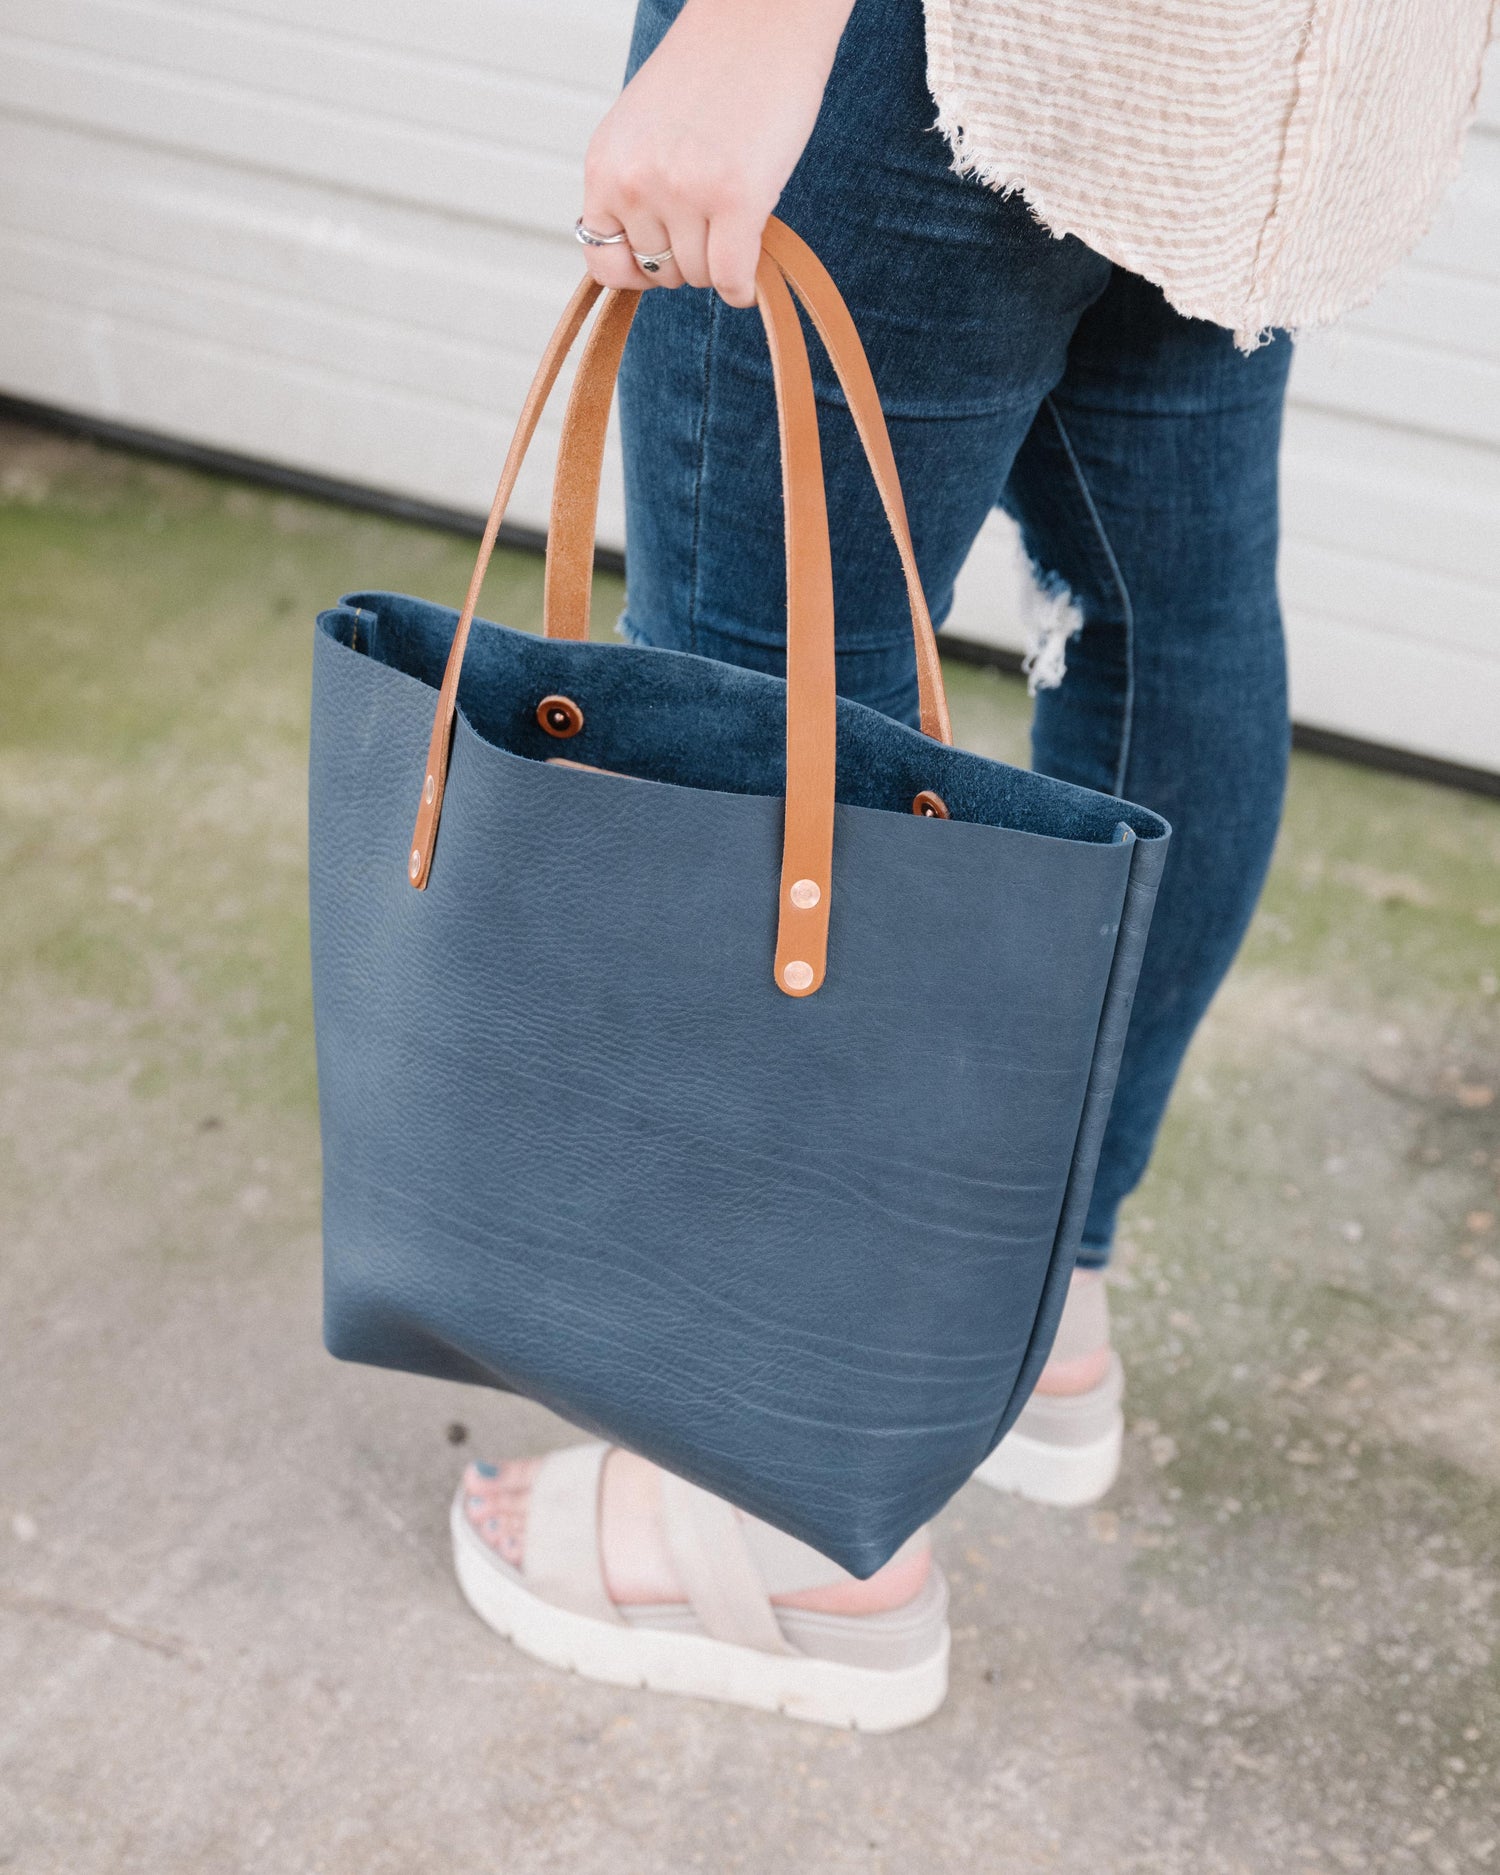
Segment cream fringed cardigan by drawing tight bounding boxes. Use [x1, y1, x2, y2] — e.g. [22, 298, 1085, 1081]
[923, 0, 1496, 346]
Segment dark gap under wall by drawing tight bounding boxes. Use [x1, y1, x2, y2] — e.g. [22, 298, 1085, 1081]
[4, 392, 1494, 801]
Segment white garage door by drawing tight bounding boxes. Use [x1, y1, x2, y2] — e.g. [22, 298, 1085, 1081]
[1, 0, 1495, 774]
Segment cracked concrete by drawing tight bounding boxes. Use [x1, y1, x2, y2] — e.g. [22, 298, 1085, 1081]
[1, 424, 1497, 1874]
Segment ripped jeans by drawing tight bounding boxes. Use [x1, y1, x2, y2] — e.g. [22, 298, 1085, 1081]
[616, 0, 1294, 1261]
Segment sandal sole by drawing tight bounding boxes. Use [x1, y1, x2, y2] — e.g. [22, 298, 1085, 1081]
[972, 1411, 1124, 1508]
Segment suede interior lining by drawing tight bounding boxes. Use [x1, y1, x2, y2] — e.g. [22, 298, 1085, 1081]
[328, 591, 1170, 850]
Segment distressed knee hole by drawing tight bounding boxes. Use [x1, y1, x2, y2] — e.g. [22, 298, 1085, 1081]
[1019, 564, 1085, 695]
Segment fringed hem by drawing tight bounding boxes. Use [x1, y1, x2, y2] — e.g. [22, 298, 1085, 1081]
[920, 0, 1495, 352]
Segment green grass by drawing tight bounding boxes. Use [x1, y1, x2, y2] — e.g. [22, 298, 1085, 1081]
[0, 432, 616, 1123]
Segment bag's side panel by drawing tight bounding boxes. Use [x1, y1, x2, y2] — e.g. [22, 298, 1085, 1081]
[990, 828, 1170, 1445]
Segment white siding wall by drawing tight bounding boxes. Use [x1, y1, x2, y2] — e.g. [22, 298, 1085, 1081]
[950, 55, 1500, 776]
[1, 2, 1495, 771]
[0, 0, 639, 540]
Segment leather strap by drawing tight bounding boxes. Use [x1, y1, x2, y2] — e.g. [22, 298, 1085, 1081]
[534, 251, 838, 990]
[542, 222, 951, 746]
[543, 286, 640, 654]
[407, 272, 604, 891]
[758, 252, 837, 997]
[407, 218, 950, 996]
[761, 219, 951, 745]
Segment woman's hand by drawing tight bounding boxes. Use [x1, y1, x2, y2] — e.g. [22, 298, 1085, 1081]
[578, 0, 856, 307]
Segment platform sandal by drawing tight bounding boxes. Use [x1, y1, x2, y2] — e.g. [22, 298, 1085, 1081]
[450, 1443, 949, 1732]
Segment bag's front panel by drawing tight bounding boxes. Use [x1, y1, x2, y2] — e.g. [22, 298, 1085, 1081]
[311, 616, 1137, 1573]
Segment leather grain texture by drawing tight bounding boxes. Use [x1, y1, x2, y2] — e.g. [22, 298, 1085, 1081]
[311, 592, 1169, 1575]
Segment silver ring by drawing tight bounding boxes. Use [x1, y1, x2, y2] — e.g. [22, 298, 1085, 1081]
[574, 218, 628, 248]
[632, 247, 674, 276]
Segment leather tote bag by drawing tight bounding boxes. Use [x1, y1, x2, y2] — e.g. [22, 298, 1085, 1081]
[310, 218, 1169, 1577]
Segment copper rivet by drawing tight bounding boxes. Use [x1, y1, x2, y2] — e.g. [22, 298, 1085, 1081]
[783, 960, 815, 992]
[409, 849, 421, 878]
[537, 694, 584, 739]
[423, 775, 435, 805]
[789, 878, 820, 909]
[912, 789, 950, 819]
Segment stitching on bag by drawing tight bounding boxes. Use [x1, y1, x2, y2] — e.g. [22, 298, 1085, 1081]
[685, 293, 720, 657]
[1042, 397, 1136, 799]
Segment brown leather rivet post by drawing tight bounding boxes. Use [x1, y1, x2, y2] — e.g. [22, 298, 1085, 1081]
[912, 789, 950, 819]
[423, 774, 436, 805]
[537, 694, 584, 739]
[408, 848, 422, 879]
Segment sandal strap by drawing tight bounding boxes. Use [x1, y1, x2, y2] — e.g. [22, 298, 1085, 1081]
[742, 1515, 917, 1596]
[658, 1472, 797, 1656]
[523, 1442, 622, 1624]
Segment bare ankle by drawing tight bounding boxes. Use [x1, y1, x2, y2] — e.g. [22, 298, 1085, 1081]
[1034, 1343, 1111, 1395]
[1034, 1268, 1111, 1396]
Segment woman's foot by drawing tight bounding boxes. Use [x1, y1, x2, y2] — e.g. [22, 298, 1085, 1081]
[462, 1448, 931, 1616]
[973, 1268, 1126, 1507]
[451, 1443, 951, 1730]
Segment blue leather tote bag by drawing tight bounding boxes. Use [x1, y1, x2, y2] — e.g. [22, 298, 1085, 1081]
[311, 220, 1169, 1576]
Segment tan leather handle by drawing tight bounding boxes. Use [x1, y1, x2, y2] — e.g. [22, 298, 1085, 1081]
[548, 261, 839, 993]
[408, 221, 938, 997]
[408, 271, 605, 890]
[757, 251, 837, 996]
[543, 217, 952, 747]
[542, 285, 640, 661]
[763, 218, 951, 746]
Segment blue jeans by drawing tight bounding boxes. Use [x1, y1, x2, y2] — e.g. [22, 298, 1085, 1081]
[618, 0, 1293, 1262]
